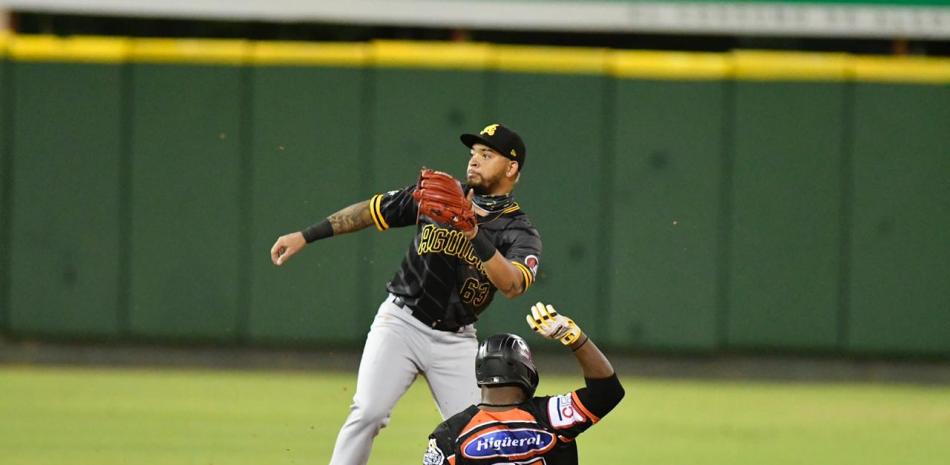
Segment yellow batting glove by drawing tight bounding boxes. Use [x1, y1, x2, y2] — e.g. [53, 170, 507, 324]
[526, 302, 583, 346]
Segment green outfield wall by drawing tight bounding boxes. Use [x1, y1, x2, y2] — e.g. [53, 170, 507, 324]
[0, 35, 8, 333]
[728, 80, 846, 351]
[128, 62, 245, 342]
[848, 83, 950, 354]
[607, 79, 726, 351]
[248, 64, 369, 345]
[0, 36, 947, 356]
[7, 60, 125, 337]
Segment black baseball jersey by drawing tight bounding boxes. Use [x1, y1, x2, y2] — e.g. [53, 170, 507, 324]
[423, 376, 623, 465]
[368, 184, 542, 330]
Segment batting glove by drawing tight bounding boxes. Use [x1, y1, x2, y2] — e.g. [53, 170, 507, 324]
[526, 302, 583, 346]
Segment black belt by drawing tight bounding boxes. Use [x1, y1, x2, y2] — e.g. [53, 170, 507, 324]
[391, 295, 463, 333]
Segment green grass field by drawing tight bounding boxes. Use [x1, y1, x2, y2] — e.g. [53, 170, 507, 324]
[2, 365, 949, 465]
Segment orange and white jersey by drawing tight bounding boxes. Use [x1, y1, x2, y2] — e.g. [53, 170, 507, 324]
[425, 381, 616, 465]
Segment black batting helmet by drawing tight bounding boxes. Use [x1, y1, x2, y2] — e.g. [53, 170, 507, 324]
[475, 333, 539, 397]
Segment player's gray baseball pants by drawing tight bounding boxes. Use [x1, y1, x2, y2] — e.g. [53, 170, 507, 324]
[327, 294, 479, 465]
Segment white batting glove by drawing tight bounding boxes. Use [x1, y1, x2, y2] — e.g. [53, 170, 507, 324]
[526, 302, 583, 346]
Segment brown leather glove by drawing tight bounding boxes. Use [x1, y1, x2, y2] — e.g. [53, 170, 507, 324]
[412, 168, 477, 232]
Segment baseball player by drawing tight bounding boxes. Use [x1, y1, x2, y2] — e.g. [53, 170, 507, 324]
[270, 123, 542, 465]
[422, 302, 625, 465]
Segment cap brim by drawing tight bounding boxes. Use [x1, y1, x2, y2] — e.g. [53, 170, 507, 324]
[460, 133, 503, 155]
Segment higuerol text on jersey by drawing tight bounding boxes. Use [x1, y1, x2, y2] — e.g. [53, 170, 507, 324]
[462, 429, 555, 459]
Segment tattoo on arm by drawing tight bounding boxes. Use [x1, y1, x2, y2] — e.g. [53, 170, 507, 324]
[328, 200, 374, 235]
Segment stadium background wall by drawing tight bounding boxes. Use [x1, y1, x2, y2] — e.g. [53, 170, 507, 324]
[0, 35, 947, 356]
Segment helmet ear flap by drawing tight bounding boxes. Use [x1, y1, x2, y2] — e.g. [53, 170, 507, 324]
[527, 366, 540, 397]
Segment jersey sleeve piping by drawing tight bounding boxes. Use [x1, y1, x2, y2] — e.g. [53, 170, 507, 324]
[571, 391, 600, 424]
[502, 203, 521, 214]
[369, 194, 389, 231]
[512, 261, 534, 289]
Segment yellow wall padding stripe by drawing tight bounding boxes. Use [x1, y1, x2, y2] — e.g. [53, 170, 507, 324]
[852, 56, 950, 84]
[513, 261, 533, 288]
[10, 35, 130, 63]
[0, 32, 10, 57]
[2, 35, 948, 83]
[611, 50, 730, 80]
[131, 38, 249, 65]
[372, 40, 492, 70]
[732, 51, 851, 81]
[252, 41, 369, 67]
[369, 194, 389, 231]
[494, 45, 608, 75]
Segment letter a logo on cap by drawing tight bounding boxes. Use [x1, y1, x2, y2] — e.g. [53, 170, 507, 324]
[481, 124, 499, 136]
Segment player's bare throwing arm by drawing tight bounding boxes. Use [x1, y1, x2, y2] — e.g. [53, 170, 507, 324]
[270, 124, 542, 465]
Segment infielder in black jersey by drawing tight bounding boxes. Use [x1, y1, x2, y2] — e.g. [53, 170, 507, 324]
[423, 302, 624, 465]
[270, 124, 542, 465]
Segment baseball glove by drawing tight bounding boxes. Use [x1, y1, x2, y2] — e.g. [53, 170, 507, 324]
[412, 168, 477, 232]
